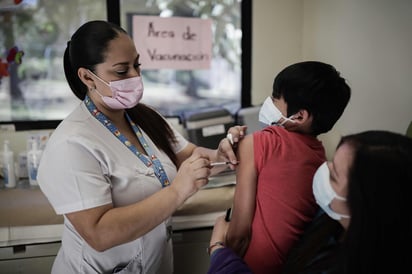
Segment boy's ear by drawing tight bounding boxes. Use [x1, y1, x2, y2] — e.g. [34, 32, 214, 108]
[292, 109, 311, 124]
[77, 67, 95, 89]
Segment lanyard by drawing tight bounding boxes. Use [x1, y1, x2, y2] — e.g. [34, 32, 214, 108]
[84, 96, 170, 187]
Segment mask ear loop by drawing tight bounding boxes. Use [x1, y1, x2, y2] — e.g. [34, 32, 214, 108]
[334, 194, 347, 201]
[87, 69, 110, 87]
[87, 69, 113, 98]
[93, 86, 106, 98]
[279, 115, 296, 126]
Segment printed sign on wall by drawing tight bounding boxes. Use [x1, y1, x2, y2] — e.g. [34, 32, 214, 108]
[132, 15, 212, 70]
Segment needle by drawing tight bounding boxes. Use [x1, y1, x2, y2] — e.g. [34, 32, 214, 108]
[209, 161, 239, 167]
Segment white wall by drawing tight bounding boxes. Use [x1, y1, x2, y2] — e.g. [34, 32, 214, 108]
[252, 0, 412, 158]
[251, 0, 303, 105]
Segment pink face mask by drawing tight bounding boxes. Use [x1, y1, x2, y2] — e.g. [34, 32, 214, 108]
[89, 70, 144, 109]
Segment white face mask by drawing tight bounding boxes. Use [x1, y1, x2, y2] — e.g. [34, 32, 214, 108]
[258, 96, 295, 127]
[88, 70, 144, 109]
[312, 162, 350, 220]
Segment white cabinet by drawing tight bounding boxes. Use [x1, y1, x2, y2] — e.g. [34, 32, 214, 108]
[0, 241, 60, 274]
[0, 229, 213, 274]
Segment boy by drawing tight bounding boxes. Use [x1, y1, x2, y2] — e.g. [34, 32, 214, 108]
[225, 61, 351, 274]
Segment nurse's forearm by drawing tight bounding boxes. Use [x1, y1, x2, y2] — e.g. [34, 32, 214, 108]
[67, 183, 191, 252]
[96, 184, 187, 251]
[69, 161, 210, 252]
[67, 151, 210, 252]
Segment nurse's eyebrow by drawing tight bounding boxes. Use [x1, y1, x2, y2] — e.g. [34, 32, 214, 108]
[112, 54, 140, 67]
[112, 61, 130, 67]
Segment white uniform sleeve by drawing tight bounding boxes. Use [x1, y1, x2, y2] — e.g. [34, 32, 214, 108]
[170, 125, 189, 154]
[37, 137, 112, 215]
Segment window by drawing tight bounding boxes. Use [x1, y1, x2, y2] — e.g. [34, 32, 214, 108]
[118, 0, 251, 117]
[0, 0, 251, 129]
[0, 0, 106, 128]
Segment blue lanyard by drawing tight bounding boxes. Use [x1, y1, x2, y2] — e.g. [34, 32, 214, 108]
[84, 96, 170, 187]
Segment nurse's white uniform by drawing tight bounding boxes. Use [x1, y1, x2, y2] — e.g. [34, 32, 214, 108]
[37, 102, 188, 274]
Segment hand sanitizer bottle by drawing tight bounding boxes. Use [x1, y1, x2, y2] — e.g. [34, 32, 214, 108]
[3, 140, 16, 188]
[27, 138, 42, 187]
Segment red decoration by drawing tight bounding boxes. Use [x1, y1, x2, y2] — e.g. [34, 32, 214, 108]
[0, 46, 24, 83]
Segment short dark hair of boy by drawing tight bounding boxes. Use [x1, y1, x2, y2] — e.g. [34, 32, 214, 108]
[272, 61, 351, 136]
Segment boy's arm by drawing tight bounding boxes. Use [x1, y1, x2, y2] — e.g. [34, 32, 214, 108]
[226, 134, 257, 257]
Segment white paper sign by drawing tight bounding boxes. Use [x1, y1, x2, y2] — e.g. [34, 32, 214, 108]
[132, 15, 212, 70]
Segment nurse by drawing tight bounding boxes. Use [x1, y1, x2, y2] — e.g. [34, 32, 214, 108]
[37, 20, 238, 274]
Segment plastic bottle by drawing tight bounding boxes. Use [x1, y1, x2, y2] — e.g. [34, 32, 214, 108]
[3, 140, 16, 188]
[27, 138, 42, 187]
